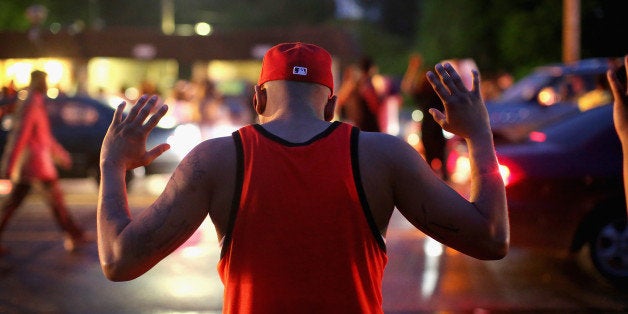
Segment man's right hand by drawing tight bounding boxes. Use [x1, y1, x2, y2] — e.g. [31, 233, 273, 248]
[426, 62, 491, 142]
[99, 95, 170, 172]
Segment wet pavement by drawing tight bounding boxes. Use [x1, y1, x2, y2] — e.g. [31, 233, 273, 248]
[1, 177, 627, 313]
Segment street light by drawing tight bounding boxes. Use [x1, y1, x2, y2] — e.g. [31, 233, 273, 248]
[195, 22, 212, 36]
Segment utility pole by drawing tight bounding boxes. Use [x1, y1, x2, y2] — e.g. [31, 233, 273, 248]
[162, 0, 175, 35]
[562, 0, 580, 63]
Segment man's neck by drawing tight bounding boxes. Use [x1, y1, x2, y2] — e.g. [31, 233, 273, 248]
[258, 116, 333, 143]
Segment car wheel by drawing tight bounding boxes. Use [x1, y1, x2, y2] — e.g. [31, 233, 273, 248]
[589, 217, 628, 287]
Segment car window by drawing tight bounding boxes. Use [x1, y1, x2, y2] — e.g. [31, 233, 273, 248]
[499, 72, 553, 102]
[557, 74, 598, 103]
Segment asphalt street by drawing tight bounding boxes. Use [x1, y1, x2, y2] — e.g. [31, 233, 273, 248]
[1, 176, 627, 313]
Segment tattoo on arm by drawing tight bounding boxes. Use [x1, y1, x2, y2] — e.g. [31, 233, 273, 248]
[129, 151, 210, 260]
[132, 173, 195, 259]
[185, 152, 208, 192]
[421, 203, 460, 242]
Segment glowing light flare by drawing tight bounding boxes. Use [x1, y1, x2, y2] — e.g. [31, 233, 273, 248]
[442, 129, 454, 139]
[406, 133, 420, 148]
[499, 164, 512, 186]
[195, 22, 212, 36]
[145, 174, 169, 195]
[7, 62, 33, 87]
[451, 155, 471, 184]
[46, 87, 60, 99]
[124, 87, 140, 101]
[43, 60, 64, 85]
[17, 90, 29, 100]
[161, 277, 211, 298]
[421, 237, 443, 298]
[529, 131, 547, 142]
[91, 58, 111, 87]
[424, 236, 444, 257]
[451, 152, 517, 186]
[538, 87, 558, 106]
[4, 58, 71, 90]
[371, 74, 388, 96]
[167, 123, 203, 160]
[207, 61, 238, 81]
[0, 179, 13, 195]
[411, 109, 424, 122]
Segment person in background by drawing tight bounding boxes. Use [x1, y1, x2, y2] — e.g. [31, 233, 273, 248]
[336, 57, 382, 132]
[402, 53, 449, 180]
[97, 42, 508, 312]
[0, 70, 89, 256]
[608, 55, 628, 213]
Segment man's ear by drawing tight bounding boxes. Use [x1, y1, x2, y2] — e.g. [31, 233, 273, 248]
[253, 85, 266, 115]
[324, 95, 337, 122]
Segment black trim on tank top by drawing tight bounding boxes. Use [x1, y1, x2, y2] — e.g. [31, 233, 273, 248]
[350, 127, 387, 252]
[220, 130, 245, 258]
[252, 121, 342, 147]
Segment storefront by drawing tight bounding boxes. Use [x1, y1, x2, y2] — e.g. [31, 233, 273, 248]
[0, 26, 358, 100]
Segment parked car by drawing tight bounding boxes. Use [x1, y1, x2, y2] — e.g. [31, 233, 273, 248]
[0, 95, 194, 186]
[446, 58, 627, 286]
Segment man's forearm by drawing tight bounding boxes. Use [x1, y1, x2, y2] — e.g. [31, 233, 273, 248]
[466, 133, 509, 245]
[97, 165, 132, 280]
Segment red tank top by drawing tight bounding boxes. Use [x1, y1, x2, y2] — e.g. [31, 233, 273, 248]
[218, 121, 387, 313]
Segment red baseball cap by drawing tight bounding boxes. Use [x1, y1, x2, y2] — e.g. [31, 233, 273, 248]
[258, 42, 334, 95]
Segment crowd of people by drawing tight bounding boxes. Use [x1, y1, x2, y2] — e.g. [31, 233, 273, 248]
[0, 53, 515, 173]
[334, 53, 513, 180]
[94, 78, 256, 140]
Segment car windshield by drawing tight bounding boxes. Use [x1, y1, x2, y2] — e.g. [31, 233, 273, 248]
[498, 72, 555, 102]
[498, 71, 608, 108]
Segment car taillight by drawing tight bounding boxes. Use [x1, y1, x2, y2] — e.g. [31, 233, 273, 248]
[449, 154, 516, 187]
[529, 131, 547, 142]
[498, 164, 512, 186]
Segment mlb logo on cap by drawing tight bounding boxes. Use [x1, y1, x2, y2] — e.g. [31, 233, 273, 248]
[258, 42, 334, 94]
[293, 66, 308, 76]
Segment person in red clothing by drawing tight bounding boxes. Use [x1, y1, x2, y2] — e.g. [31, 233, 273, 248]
[0, 70, 88, 255]
[97, 42, 509, 312]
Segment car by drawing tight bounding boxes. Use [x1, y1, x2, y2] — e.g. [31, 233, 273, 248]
[0, 95, 194, 187]
[446, 58, 627, 287]
[486, 57, 617, 143]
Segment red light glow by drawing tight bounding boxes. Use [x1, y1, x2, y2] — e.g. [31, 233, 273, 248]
[529, 131, 547, 142]
[0, 179, 13, 195]
[499, 164, 512, 186]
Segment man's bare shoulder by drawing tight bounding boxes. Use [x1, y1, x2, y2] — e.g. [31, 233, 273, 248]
[197, 135, 237, 152]
[175, 135, 237, 179]
[358, 131, 417, 159]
